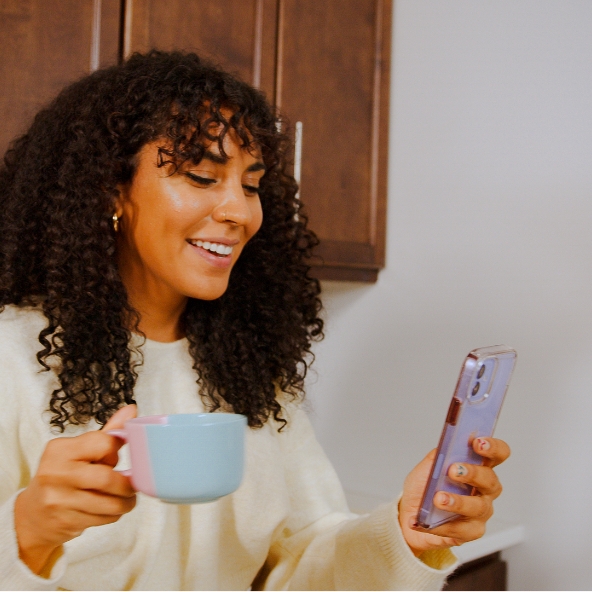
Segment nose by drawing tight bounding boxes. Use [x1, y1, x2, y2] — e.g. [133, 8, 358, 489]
[212, 180, 253, 226]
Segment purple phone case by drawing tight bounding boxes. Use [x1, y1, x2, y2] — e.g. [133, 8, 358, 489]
[416, 345, 517, 530]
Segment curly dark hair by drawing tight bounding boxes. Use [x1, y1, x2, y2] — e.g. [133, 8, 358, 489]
[0, 50, 323, 431]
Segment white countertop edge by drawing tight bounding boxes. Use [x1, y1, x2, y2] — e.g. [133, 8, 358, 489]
[452, 519, 525, 564]
[344, 489, 525, 565]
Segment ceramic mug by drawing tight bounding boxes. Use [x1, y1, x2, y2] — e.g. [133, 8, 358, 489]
[109, 413, 247, 504]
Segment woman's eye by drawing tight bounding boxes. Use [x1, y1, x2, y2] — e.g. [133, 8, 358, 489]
[243, 185, 260, 196]
[184, 172, 216, 187]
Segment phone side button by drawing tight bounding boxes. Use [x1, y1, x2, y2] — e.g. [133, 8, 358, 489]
[432, 453, 445, 479]
[445, 397, 462, 425]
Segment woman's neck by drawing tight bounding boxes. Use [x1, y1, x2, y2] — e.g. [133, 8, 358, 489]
[137, 310, 186, 342]
[118, 253, 188, 343]
[125, 287, 188, 343]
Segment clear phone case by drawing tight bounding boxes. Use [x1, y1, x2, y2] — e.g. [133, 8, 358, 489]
[415, 345, 517, 530]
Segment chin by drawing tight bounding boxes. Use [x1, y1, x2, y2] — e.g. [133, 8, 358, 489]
[187, 279, 230, 301]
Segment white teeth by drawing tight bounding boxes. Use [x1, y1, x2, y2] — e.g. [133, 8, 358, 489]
[190, 240, 233, 256]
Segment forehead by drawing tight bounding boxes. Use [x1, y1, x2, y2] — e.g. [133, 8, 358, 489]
[151, 101, 268, 171]
[151, 129, 263, 173]
[204, 131, 263, 163]
[203, 117, 261, 156]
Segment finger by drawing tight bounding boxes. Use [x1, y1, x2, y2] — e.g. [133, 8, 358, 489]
[472, 437, 511, 467]
[102, 404, 137, 431]
[46, 505, 134, 540]
[36, 457, 135, 497]
[424, 449, 437, 462]
[70, 463, 136, 497]
[42, 431, 128, 473]
[101, 405, 137, 465]
[43, 487, 137, 518]
[447, 463, 502, 497]
[67, 489, 137, 517]
[427, 516, 487, 543]
[432, 491, 493, 521]
[84, 430, 131, 463]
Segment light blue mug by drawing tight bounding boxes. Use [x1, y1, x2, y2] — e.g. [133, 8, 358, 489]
[109, 413, 247, 504]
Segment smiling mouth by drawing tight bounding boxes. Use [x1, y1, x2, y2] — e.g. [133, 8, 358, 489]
[188, 239, 234, 257]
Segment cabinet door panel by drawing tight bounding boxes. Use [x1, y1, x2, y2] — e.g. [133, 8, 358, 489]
[0, 0, 121, 155]
[276, 0, 391, 281]
[123, 0, 277, 99]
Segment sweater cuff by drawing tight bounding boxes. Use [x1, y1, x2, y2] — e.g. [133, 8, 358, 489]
[0, 491, 67, 591]
[334, 499, 458, 590]
[374, 501, 458, 584]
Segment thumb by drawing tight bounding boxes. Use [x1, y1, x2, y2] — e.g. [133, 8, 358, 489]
[102, 404, 137, 431]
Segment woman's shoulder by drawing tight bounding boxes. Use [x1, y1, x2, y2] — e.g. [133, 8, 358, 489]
[0, 304, 47, 353]
[0, 303, 47, 328]
[270, 389, 315, 439]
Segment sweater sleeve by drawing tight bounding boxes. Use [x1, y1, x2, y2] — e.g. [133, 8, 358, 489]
[0, 309, 67, 590]
[254, 406, 458, 591]
[0, 491, 66, 591]
[0, 432, 67, 590]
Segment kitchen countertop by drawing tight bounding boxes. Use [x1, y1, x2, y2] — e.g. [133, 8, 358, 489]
[451, 515, 525, 563]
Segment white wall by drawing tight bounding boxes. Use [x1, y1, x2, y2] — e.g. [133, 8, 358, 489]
[306, 1, 592, 589]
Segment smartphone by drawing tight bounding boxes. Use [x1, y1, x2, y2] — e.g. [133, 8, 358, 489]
[415, 345, 517, 530]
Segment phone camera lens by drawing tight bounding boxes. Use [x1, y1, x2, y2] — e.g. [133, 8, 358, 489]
[472, 382, 480, 397]
[477, 364, 485, 379]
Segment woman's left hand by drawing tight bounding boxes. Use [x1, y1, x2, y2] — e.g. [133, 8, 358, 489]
[398, 437, 510, 556]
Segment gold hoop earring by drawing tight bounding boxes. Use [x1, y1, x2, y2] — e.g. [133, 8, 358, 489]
[112, 213, 120, 232]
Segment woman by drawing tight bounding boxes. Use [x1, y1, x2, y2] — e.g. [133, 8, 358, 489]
[0, 51, 509, 590]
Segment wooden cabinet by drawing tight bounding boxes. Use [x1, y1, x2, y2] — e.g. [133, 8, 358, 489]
[122, 0, 278, 101]
[0, 0, 120, 154]
[444, 552, 507, 591]
[0, 0, 391, 282]
[275, 0, 391, 282]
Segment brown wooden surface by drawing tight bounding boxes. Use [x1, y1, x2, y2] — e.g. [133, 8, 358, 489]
[444, 552, 507, 591]
[276, 0, 391, 281]
[123, 0, 278, 100]
[100, 0, 124, 67]
[312, 265, 378, 283]
[0, 0, 121, 156]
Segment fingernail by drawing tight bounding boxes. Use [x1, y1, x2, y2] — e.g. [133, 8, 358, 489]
[476, 438, 490, 451]
[438, 492, 453, 506]
[455, 464, 468, 477]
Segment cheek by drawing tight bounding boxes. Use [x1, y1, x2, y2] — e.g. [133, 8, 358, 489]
[249, 201, 264, 238]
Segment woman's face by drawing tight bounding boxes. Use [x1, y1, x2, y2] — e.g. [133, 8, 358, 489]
[116, 131, 265, 310]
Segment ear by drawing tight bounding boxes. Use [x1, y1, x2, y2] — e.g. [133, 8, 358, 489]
[113, 185, 127, 219]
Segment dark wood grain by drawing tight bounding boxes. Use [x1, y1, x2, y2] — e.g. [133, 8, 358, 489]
[444, 552, 507, 591]
[99, 0, 124, 67]
[276, 0, 391, 281]
[0, 0, 121, 156]
[123, 0, 278, 100]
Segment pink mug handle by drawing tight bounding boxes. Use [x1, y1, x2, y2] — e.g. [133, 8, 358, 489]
[107, 429, 132, 477]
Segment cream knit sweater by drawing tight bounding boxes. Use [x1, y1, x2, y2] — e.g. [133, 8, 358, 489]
[0, 305, 457, 590]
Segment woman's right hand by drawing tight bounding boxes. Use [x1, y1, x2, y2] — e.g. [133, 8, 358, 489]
[14, 405, 138, 575]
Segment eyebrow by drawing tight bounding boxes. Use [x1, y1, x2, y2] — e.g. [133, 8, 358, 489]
[201, 150, 266, 173]
[246, 162, 266, 173]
